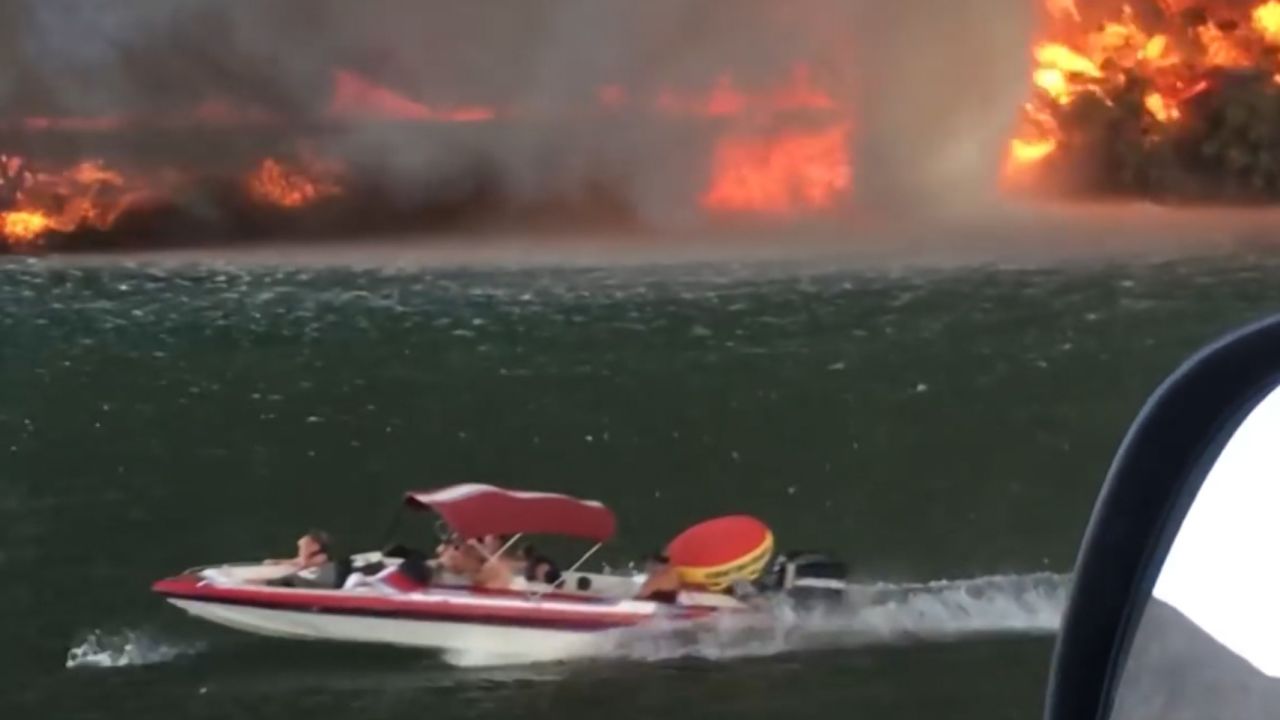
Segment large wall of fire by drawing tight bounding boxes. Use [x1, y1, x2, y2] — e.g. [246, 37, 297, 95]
[1009, 0, 1280, 199]
[0, 66, 852, 251]
[6, 0, 1280, 251]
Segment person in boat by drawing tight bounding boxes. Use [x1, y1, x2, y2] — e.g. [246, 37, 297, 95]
[265, 529, 332, 570]
[636, 552, 682, 602]
[432, 538, 509, 588]
[470, 537, 516, 589]
[435, 538, 470, 576]
[477, 534, 505, 555]
[263, 529, 347, 588]
[475, 534, 521, 567]
[467, 534, 528, 587]
[520, 544, 562, 585]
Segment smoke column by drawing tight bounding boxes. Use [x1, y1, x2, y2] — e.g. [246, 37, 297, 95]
[850, 0, 1040, 217]
[0, 2, 823, 225]
[0, 0, 1052, 232]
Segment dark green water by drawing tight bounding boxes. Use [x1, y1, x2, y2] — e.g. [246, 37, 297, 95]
[4, 254, 1279, 719]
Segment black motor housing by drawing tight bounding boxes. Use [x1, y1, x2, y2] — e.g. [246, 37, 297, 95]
[760, 551, 849, 606]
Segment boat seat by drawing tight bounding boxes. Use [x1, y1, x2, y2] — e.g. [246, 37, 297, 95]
[332, 556, 354, 588]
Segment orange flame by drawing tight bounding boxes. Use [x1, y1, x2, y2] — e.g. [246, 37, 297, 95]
[1, 211, 52, 245]
[1046, 0, 1080, 22]
[245, 156, 343, 209]
[676, 64, 853, 215]
[702, 123, 852, 214]
[1257, 0, 1280, 44]
[1004, 0, 1280, 181]
[0, 159, 155, 246]
[2, 62, 854, 247]
[328, 69, 497, 123]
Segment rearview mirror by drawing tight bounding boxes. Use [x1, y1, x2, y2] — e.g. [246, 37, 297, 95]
[1045, 314, 1280, 720]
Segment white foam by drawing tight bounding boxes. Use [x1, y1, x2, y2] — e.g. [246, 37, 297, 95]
[65, 629, 204, 669]
[598, 571, 1069, 663]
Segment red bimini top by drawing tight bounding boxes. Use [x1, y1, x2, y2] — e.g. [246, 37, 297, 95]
[404, 483, 617, 542]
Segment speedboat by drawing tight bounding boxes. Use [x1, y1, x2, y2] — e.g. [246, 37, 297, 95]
[151, 483, 848, 664]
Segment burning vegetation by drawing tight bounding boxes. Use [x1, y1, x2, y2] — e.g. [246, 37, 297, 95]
[702, 124, 852, 214]
[244, 156, 344, 210]
[15, 1, 1280, 253]
[0, 157, 168, 248]
[1008, 0, 1280, 200]
[0, 65, 852, 252]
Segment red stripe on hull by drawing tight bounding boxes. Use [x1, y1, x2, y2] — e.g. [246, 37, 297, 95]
[152, 575, 714, 631]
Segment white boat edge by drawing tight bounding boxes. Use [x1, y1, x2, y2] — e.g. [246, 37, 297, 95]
[166, 596, 613, 664]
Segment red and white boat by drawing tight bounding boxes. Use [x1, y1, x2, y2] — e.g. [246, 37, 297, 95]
[152, 484, 848, 664]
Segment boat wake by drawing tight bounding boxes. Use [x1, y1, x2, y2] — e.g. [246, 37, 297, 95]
[65, 629, 204, 669]
[596, 571, 1069, 664]
[72, 573, 1068, 671]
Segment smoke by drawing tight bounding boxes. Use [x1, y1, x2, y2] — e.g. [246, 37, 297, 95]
[849, 0, 1040, 217]
[1, 1, 845, 113]
[0, 0, 1049, 235]
[0, 1, 848, 226]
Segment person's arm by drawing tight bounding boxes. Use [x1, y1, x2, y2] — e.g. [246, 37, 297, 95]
[302, 552, 330, 568]
[467, 538, 501, 564]
[637, 573, 660, 597]
[637, 567, 679, 597]
[474, 559, 513, 589]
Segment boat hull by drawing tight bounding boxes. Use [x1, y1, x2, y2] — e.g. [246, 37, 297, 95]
[153, 573, 716, 664]
[166, 597, 609, 662]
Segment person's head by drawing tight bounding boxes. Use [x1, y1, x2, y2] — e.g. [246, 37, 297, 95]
[480, 534, 511, 554]
[449, 540, 489, 571]
[531, 559, 562, 584]
[436, 532, 459, 554]
[298, 530, 331, 560]
[645, 552, 670, 572]
[439, 540, 471, 574]
[438, 541, 457, 564]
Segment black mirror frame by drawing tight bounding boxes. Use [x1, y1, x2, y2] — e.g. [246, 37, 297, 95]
[1045, 312, 1280, 720]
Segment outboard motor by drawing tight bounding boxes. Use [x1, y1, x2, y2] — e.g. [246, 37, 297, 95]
[760, 551, 849, 608]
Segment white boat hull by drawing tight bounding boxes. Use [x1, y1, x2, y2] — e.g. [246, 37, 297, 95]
[168, 597, 607, 663]
[153, 568, 737, 665]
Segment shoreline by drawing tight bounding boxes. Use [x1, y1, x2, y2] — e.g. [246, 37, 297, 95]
[6, 201, 1280, 273]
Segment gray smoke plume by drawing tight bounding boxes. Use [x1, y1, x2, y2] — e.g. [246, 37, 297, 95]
[0, 0, 1040, 229]
[849, 1, 1040, 217]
